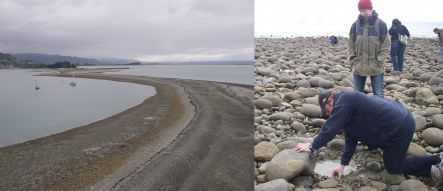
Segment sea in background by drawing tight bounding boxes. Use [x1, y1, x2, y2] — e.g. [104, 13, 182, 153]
[0, 69, 155, 148]
[80, 64, 254, 85]
[256, 21, 442, 38]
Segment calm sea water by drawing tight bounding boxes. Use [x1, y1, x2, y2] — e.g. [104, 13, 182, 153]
[0, 69, 155, 148]
[80, 64, 254, 85]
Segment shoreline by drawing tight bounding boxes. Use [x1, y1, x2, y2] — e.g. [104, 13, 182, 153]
[0, 72, 195, 190]
[255, 35, 440, 39]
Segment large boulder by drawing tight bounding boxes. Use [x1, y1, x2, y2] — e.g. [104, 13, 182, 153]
[290, 122, 307, 134]
[296, 79, 312, 88]
[308, 76, 323, 87]
[318, 79, 335, 89]
[300, 104, 321, 118]
[432, 114, 443, 129]
[256, 125, 276, 135]
[261, 96, 282, 107]
[327, 139, 345, 151]
[254, 99, 273, 109]
[421, 128, 443, 146]
[415, 88, 439, 105]
[318, 179, 338, 189]
[301, 67, 319, 75]
[277, 141, 299, 151]
[269, 112, 293, 121]
[428, 77, 443, 86]
[266, 149, 316, 181]
[413, 114, 427, 131]
[284, 92, 301, 101]
[278, 75, 292, 83]
[407, 143, 427, 156]
[255, 179, 290, 191]
[256, 67, 273, 76]
[255, 142, 279, 162]
[399, 179, 428, 191]
[298, 88, 320, 98]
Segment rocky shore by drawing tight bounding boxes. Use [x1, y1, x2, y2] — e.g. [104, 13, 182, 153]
[0, 71, 254, 191]
[254, 37, 443, 191]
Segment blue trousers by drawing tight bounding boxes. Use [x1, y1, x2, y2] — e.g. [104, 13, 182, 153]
[382, 112, 436, 177]
[353, 73, 384, 98]
[440, 46, 443, 62]
[390, 40, 406, 72]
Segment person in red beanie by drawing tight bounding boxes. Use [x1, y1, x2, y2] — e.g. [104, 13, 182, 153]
[347, 0, 390, 98]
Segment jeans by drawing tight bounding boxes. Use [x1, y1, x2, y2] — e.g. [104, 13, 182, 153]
[390, 40, 406, 72]
[440, 46, 443, 63]
[382, 113, 437, 177]
[353, 73, 384, 98]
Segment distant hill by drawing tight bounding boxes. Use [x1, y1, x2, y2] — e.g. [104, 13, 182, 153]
[0, 52, 18, 68]
[11, 53, 139, 65]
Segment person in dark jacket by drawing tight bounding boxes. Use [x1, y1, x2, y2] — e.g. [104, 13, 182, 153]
[347, 0, 390, 98]
[295, 90, 443, 186]
[433, 28, 443, 63]
[389, 18, 410, 72]
[330, 35, 338, 45]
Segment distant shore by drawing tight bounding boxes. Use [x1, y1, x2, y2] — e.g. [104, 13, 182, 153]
[0, 70, 254, 190]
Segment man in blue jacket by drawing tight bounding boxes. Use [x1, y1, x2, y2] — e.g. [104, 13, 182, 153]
[296, 90, 442, 186]
[389, 18, 411, 72]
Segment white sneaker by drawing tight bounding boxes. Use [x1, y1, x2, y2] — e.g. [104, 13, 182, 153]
[431, 166, 442, 187]
[438, 152, 443, 168]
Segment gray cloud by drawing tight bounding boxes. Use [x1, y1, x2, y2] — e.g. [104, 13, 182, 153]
[0, 0, 253, 61]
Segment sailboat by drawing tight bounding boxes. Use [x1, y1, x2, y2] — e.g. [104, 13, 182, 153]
[70, 63, 76, 87]
[35, 79, 40, 90]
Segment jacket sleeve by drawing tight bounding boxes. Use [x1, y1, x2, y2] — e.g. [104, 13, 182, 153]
[377, 21, 390, 62]
[347, 22, 357, 68]
[311, 105, 353, 150]
[403, 25, 410, 37]
[341, 133, 358, 165]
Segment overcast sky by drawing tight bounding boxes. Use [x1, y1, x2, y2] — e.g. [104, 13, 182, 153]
[256, 0, 443, 37]
[0, 0, 253, 62]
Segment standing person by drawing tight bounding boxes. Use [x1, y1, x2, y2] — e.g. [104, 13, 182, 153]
[347, 0, 390, 98]
[389, 19, 410, 72]
[295, 90, 443, 186]
[434, 28, 443, 64]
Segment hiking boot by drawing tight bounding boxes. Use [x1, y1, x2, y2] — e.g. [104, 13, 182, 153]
[431, 166, 442, 187]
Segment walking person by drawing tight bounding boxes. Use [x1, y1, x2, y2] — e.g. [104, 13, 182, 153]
[295, 90, 443, 186]
[347, 0, 390, 98]
[389, 18, 410, 72]
[434, 28, 443, 64]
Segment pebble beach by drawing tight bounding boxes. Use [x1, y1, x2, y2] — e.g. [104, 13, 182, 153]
[254, 36, 443, 191]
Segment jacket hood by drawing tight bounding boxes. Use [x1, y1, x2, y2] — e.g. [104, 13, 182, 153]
[392, 18, 401, 25]
[358, 10, 379, 25]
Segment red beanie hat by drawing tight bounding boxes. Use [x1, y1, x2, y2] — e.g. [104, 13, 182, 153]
[358, 0, 373, 11]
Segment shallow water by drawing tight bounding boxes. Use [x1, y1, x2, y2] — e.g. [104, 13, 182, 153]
[80, 64, 254, 85]
[0, 69, 155, 148]
[314, 160, 356, 178]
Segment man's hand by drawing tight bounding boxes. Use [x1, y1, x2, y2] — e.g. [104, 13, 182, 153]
[295, 142, 311, 152]
[332, 164, 345, 180]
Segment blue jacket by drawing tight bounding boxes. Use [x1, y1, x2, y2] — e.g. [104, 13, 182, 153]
[311, 91, 410, 165]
